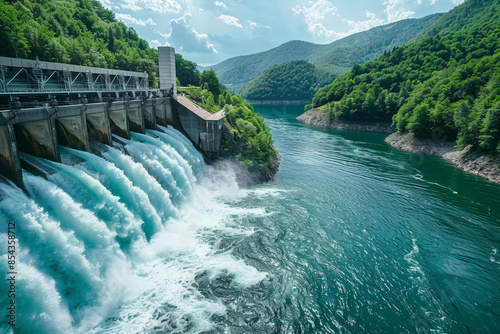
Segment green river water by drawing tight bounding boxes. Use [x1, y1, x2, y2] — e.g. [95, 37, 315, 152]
[216, 104, 500, 333]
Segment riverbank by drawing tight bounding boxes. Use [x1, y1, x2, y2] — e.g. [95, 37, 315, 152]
[296, 109, 500, 184]
[386, 133, 500, 184]
[246, 100, 310, 105]
[220, 122, 281, 185]
[297, 109, 394, 133]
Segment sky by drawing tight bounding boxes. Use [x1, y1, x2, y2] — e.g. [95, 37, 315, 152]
[97, 0, 465, 66]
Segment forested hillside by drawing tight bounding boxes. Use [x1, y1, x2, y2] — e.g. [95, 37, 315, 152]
[179, 71, 278, 179]
[0, 0, 159, 85]
[241, 61, 329, 101]
[208, 14, 441, 94]
[311, 0, 500, 154]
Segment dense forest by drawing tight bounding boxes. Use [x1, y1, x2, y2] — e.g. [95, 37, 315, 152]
[241, 61, 331, 101]
[0, 0, 159, 86]
[208, 14, 441, 94]
[310, 0, 500, 155]
[176, 54, 200, 87]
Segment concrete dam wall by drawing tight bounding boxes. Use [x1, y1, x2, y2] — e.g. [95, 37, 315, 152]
[0, 47, 225, 189]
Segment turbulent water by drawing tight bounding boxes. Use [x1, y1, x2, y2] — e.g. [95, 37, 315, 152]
[1, 106, 500, 333]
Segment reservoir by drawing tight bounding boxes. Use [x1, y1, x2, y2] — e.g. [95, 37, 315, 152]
[1, 105, 499, 333]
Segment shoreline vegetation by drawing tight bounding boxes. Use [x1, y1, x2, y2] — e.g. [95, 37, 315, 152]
[297, 109, 395, 133]
[245, 100, 311, 105]
[297, 109, 500, 184]
[298, 0, 500, 185]
[178, 80, 280, 184]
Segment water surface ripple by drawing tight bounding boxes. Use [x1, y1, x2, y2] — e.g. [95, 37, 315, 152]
[215, 104, 500, 333]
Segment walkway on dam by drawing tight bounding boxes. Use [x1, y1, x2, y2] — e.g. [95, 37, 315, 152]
[177, 95, 224, 121]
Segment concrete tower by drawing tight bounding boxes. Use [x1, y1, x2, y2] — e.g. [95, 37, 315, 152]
[158, 46, 177, 98]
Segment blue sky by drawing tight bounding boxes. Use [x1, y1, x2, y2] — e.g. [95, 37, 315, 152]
[98, 0, 465, 66]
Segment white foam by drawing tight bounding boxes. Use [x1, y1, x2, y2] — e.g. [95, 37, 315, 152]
[0, 130, 268, 334]
[45, 159, 144, 240]
[62, 148, 161, 240]
[0, 255, 74, 333]
[103, 146, 179, 223]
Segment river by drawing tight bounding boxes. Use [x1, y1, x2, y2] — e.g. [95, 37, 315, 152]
[1, 104, 499, 333]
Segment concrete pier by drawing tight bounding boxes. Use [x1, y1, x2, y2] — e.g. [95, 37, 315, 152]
[12, 107, 60, 162]
[127, 99, 145, 133]
[108, 101, 130, 139]
[85, 103, 112, 146]
[143, 98, 156, 129]
[56, 104, 89, 152]
[0, 124, 22, 187]
[154, 98, 173, 126]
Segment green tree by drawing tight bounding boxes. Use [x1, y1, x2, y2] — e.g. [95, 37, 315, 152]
[200, 70, 221, 101]
[0, 0, 30, 57]
[407, 103, 432, 138]
[479, 102, 500, 152]
[308, 0, 500, 155]
[0, 0, 160, 85]
[175, 54, 200, 86]
[107, 27, 115, 51]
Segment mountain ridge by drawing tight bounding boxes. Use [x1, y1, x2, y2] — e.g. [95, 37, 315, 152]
[206, 14, 443, 94]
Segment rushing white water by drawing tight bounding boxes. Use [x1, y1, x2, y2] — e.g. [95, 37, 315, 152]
[0, 127, 267, 334]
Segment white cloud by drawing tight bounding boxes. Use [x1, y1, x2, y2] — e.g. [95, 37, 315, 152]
[156, 30, 172, 39]
[96, 0, 112, 9]
[123, 0, 182, 14]
[292, 0, 414, 41]
[145, 0, 182, 13]
[215, 1, 226, 9]
[292, 0, 339, 38]
[116, 13, 157, 26]
[247, 20, 270, 30]
[207, 42, 218, 54]
[218, 14, 243, 28]
[343, 11, 385, 36]
[150, 39, 162, 47]
[383, 0, 415, 23]
[192, 28, 208, 40]
[165, 12, 218, 54]
[122, 0, 142, 11]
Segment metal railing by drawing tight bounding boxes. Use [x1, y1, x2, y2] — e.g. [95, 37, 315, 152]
[0, 56, 149, 94]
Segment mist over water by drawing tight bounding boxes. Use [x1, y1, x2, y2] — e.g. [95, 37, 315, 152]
[1, 107, 500, 333]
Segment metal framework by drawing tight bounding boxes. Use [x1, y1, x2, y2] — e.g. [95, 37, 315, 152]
[0, 56, 149, 94]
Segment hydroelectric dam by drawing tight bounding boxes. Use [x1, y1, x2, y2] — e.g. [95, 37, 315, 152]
[0, 47, 224, 189]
